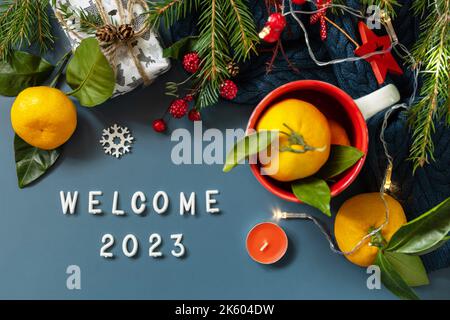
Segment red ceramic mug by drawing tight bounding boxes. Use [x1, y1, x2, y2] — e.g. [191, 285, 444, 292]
[247, 80, 400, 202]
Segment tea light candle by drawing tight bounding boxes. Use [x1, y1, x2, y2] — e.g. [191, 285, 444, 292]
[246, 222, 288, 264]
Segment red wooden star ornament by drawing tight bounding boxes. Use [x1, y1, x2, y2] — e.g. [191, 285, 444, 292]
[354, 22, 403, 84]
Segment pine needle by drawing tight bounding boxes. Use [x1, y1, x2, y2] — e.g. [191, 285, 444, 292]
[146, 0, 200, 29]
[225, 0, 259, 62]
[361, 0, 400, 17]
[193, 0, 230, 109]
[0, 0, 55, 61]
[408, 0, 450, 171]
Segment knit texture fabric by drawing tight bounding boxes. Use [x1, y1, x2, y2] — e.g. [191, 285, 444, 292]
[165, 0, 449, 271]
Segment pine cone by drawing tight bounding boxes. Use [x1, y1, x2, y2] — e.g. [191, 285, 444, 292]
[227, 61, 240, 77]
[117, 24, 135, 41]
[95, 25, 118, 43]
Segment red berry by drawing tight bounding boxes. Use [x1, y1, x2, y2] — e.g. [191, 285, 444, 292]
[292, 0, 306, 4]
[184, 94, 194, 102]
[168, 99, 188, 118]
[182, 52, 200, 74]
[259, 25, 281, 43]
[219, 80, 238, 100]
[267, 13, 286, 32]
[152, 119, 166, 133]
[188, 109, 201, 122]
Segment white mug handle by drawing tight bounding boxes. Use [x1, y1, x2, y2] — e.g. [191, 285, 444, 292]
[354, 84, 401, 120]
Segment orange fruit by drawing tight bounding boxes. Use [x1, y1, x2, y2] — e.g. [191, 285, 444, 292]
[256, 99, 331, 181]
[11, 87, 77, 150]
[328, 119, 350, 146]
[334, 193, 407, 267]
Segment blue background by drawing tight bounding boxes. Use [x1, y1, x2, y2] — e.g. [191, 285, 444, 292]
[0, 31, 449, 300]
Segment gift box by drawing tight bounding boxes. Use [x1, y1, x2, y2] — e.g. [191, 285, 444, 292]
[54, 0, 170, 96]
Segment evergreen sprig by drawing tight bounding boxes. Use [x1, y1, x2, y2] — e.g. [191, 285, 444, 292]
[194, 0, 230, 108]
[408, 0, 449, 171]
[57, 2, 104, 34]
[0, 0, 55, 61]
[225, 0, 259, 62]
[146, 0, 259, 109]
[361, 0, 400, 17]
[146, 0, 200, 28]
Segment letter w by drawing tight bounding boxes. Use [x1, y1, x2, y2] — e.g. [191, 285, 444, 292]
[60, 191, 79, 214]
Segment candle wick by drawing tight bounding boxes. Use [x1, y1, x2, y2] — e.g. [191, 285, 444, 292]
[260, 241, 269, 252]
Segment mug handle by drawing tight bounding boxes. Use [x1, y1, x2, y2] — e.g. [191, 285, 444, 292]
[354, 84, 401, 120]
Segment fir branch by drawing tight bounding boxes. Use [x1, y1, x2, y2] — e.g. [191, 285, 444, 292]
[57, 3, 104, 34]
[361, 0, 400, 17]
[194, 0, 230, 109]
[408, 0, 450, 171]
[146, 0, 200, 29]
[0, 0, 54, 61]
[225, 0, 259, 62]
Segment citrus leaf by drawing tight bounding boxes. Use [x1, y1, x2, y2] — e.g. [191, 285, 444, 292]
[318, 145, 364, 179]
[375, 251, 420, 300]
[383, 252, 429, 287]
[223, 131, 277, 172]
[0, 51, 54, 96]
[406, 236, 450, 256]
[163, 36, 199, 59]
[66, 38, 115, 107]
[385, 197, 450, 254]
[14, 135, 60, 188]
[292, 177, 331, 216]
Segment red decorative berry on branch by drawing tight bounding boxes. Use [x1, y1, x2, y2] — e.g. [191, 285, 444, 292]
[152, 119, 167, 133]
[259, 25, 281, 43]
[184, 94, 194, 102]
[182, 52, 200, 74]
[267, 13, 286, 32]
[292, 0, 307, 4]
[219, 80, 238, 100]
[259, 13, 287, 43]
[188, 109, 201, 122]
[169, 99, 188, 118]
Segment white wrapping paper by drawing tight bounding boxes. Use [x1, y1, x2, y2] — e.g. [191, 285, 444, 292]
[54, 0, 170, 96]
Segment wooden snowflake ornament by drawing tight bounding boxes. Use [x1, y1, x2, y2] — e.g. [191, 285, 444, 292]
[100, 124, 134, 159]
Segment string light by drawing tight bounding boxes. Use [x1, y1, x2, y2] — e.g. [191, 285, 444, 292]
[271, 0, 420, 256]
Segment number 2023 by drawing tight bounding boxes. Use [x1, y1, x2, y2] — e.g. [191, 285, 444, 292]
[100, 233, 185, 259]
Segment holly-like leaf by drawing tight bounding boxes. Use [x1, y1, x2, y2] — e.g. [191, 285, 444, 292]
[292, 177, 331, 216]
[163, 36, 199, 59]
[223, 131, 277, 172]
[375, 251, 420, 300]
[14, 135, 60, 188]
[318, 145, 365, 179]
[0, 51, 54, 96]
[383, 251, 429, 287]
[385, 197, 450, 254]
[66, 38, 115, 107]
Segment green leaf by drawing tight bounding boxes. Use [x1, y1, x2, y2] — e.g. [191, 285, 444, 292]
[66, 38, 115, 107]
[383, 252, 429, 287]
[375, 251, 420, 300]
[223, 131, 277, 173]
[385, 197, 450, 254]
[0, 51, 54, 96]
[292, 177, 331, 216]
[407, 236, 450, 256]
[318, 145, 365, 179]
[163, 36, 199, 59]
[14, 135, 60, 188]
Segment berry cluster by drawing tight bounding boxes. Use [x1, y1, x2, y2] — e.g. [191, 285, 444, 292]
[153, 51, 239, 133]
